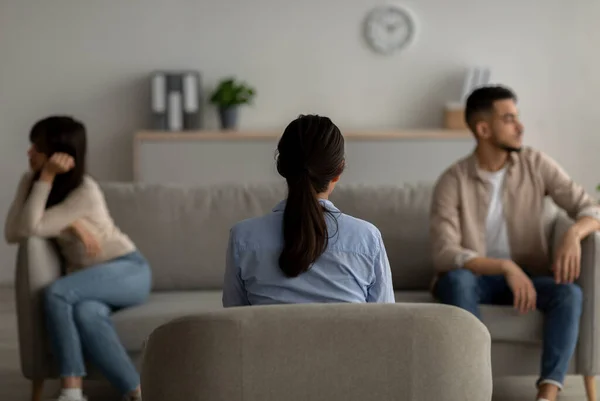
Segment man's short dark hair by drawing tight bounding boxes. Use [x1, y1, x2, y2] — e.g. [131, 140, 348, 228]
[465, 85, 517, 132]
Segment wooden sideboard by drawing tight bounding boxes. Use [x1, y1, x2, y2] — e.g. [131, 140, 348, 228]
[133, 129, 473, 186]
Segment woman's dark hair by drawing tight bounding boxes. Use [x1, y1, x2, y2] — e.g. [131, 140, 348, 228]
[29, 116, 87, 208]
[275, 115, 345, 277]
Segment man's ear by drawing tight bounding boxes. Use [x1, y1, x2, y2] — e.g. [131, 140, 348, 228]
[331, 175, 341, 183]
[475, 119, 491, 140]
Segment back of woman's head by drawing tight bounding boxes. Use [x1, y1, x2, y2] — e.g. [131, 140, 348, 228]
[276, 114, 345, 277]
[30, 116, 87, 207]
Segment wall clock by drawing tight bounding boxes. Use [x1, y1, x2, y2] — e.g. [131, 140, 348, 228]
[364, 4, 416, 55]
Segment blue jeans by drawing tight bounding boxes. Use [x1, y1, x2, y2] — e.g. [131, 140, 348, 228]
[434, 269, 582, 388]
[44, 251, 152, 395]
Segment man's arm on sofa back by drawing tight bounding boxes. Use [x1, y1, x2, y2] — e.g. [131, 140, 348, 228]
[15, 237, 62, 379]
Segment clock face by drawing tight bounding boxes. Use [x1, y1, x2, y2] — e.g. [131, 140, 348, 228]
[364, 5, 415, 55]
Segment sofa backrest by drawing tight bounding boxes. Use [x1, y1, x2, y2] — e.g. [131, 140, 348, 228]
[101, 181, 436, 291]
[101, 182, 286, 291]
[100, 181, 550, 292]
[331, 184, 435, 290]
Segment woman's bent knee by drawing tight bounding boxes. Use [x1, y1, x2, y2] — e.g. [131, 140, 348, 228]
[44, 280, 66, 306]
[73, 301, 110, 327]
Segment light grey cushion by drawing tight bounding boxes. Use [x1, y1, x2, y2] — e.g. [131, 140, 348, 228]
[396, 291, 543, 344]
[101, 182, 436, 291]
[114, 290, 543, 353]
[100, 181, 562, 292]
[113, 291, 222, 351]
[331, 184, 435, 290]
[101, 182, 287, 291]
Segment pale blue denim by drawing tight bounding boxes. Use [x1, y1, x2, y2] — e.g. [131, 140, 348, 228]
[435, 269, 583, 388]
[44, 250, 151, 394]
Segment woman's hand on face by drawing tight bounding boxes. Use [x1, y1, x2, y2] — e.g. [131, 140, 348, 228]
[43, 153, 75, 176]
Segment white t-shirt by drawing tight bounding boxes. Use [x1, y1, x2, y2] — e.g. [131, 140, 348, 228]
[479, 167, 512, 260]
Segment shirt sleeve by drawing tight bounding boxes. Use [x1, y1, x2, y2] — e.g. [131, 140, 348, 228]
[430, 169, 479, 271]
[19, 180, 96, 238]
[4, 172, 34, 244]
[367, 233, 395, 303]
[538, 151, 600, 222]
[222, 229, 250, 307]
[578, 207, 600, 221]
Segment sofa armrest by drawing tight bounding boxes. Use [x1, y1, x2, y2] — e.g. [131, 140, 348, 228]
[553, 212, 600, 375]
[15, 237, 62, 379]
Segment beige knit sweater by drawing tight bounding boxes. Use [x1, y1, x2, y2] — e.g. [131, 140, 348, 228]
[5, 172, 135, 273]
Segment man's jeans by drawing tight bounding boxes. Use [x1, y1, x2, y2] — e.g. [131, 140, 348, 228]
[434, 269, 582, 388]
[44, 251, 152, 395]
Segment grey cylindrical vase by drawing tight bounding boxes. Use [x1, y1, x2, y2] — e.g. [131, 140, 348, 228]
[219, 106, 238, 130]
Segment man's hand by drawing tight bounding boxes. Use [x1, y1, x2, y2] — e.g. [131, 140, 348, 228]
[502, 260, 537, 314]
[69, 220, 101, 258]
[553, 228, 582, 284]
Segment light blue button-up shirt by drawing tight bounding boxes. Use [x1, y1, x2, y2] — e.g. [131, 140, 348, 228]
[223, 199, 395, 306]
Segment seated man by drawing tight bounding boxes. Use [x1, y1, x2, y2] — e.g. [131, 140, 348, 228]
[430, 85, 600, 401]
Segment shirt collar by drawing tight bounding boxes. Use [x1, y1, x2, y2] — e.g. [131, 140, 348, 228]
[467, 150, 519, 181]
[273, 198, 340, 213]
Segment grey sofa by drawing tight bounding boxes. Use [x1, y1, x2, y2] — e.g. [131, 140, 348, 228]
[141, 303, 492, 401]
[14, 182, 600, 399]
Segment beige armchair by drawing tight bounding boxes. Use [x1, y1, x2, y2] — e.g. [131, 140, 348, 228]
[141, 303, 493, 401]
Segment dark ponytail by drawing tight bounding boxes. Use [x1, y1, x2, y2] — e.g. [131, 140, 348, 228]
[276, 115, 345, 277]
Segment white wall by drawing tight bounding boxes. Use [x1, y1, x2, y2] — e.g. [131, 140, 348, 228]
[0, 0, 598, 284]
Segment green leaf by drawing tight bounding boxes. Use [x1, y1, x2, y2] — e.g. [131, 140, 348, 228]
[209, 77, 256, 107]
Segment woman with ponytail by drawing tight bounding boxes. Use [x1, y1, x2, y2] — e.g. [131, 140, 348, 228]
[223, 114, 394, 306]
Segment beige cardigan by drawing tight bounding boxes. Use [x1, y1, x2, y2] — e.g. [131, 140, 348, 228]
[5, 172, 135, 273]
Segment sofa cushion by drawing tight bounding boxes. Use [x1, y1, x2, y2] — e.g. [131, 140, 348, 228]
[113, 290, 543, 352]
[331, 185, 435, 290]
[100, 181, 561, 292]
[112, 291, 223, 351]
[395, 291, 543, 344]
[101, 182, 437, 291]
[101, 182, 287, 291]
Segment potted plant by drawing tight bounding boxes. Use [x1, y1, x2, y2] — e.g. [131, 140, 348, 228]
[209, 77, 256, 130]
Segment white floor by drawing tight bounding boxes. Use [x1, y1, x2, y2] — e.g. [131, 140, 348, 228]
[0, 287, 593, 401]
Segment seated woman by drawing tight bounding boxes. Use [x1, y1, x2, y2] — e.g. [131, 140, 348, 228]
[5, 116, 151, 401]
[223, 114, 395, 306]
